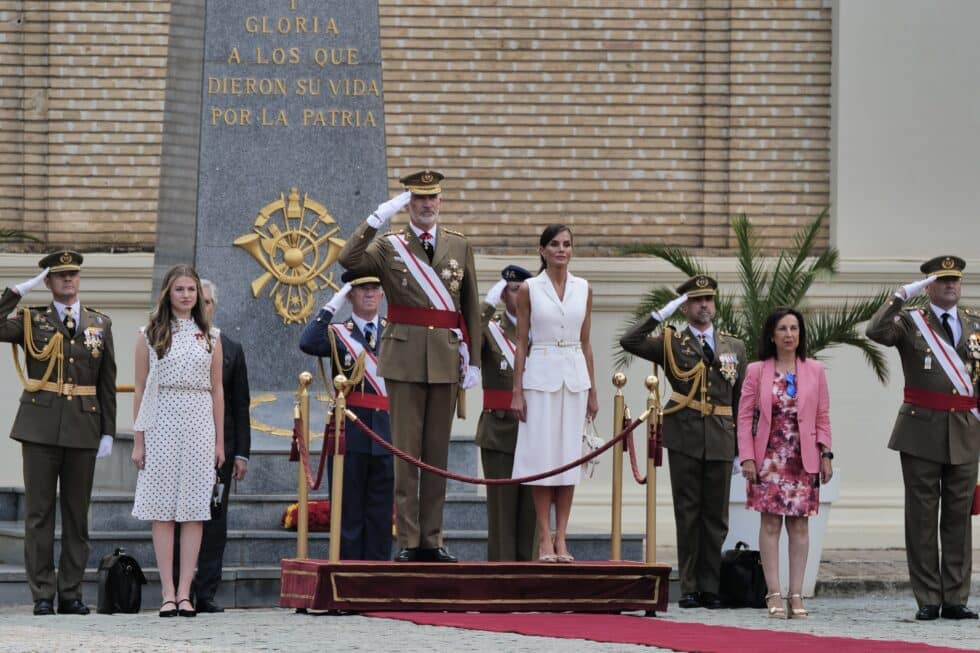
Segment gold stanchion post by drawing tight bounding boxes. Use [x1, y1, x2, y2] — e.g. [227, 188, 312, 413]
[296, 371, 313, 560]
[328, 373, 348, 562]
[644, 373, 661, 565]
[610, 372, 626, 561]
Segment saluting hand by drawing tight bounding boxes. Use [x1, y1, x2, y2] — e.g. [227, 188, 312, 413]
[367, 191, 412, 228]
[484, 278, 508, 307]
[324, 283, 352, 313]
[14, 268, 49, 296]
[899, 275, 936, 300]
[653, 293, 689, 321]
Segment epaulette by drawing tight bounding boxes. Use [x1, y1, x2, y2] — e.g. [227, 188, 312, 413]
[962, 307, 980, 318]
[380, 317, 388, 327]
[84, 306, 109, 318]
[441, 228, 465, 238]
[492, 312, 502, 323]
[383, 229, 399, 237]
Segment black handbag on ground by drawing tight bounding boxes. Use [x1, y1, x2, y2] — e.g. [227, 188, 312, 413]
[211, 472, 225, 520]
[719, 541, 767, 608]
[96, 548, 147, 614]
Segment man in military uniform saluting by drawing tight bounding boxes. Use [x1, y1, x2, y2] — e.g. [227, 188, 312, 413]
[338, 170, 481, 563]
[299, 270, 394, 561]
[476, 264, 536, 561]
[620, 275, 746, 609]
[0, 251, 116, 615]
[866, 255, 980, 621]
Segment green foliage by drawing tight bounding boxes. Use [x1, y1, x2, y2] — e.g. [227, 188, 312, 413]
[615, 209, 893, 383]
[0, 229, 43, 244]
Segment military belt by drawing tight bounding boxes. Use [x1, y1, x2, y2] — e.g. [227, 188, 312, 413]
[669, 391, 732, 417]
[33, 381, 97, 397]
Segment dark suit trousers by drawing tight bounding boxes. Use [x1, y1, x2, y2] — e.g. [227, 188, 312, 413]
[21, 442, 97, 601]
[900, 452, 977, 607]
[328, 451, 394, 560]
[191, 459, 233, 601]
[667, 449, 730, 595]
[386, 380, 457, 549]
[481, 448, 537, 561]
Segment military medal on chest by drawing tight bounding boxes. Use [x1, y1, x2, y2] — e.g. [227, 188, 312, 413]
[440, 258, 464, 294]
[718, 352, 739, 384]
[83, 326, 105, 358]
[968, 331, 980, 382]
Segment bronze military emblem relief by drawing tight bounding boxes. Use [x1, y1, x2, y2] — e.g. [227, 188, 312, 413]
[234, 187, 347, 324]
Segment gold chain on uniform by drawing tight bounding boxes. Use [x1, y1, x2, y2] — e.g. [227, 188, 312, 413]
[322, 327, 367, 400]
[11, 307, 65, 393]
[660, 326, 710, 416]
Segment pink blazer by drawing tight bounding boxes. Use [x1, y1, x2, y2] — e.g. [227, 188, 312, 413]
[736, 357, 832, 474]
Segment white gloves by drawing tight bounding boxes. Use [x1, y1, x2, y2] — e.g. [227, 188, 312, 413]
[462, 366, 482, 390]
[652, 293, 689, 322]
[324, 283, 352, 314]
[898, 276, 936, 300]
[366, 191, 412, 229]
[484, 278, 507, 307]
[15, 268, 49, 296]
[96, 435, 113, 459]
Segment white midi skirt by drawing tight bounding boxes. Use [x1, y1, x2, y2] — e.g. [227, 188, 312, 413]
[511, 385, 587, 486]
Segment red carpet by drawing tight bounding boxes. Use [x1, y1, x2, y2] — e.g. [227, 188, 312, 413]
[365, 612, 972, 653]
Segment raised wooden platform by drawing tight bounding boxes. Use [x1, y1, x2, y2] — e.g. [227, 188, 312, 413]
[280, 559, 671, 613]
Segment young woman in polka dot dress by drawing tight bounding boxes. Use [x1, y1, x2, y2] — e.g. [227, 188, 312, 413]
[132, 264, 225, 617]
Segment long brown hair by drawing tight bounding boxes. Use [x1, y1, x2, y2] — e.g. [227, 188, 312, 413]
[146, 264, 211, 359]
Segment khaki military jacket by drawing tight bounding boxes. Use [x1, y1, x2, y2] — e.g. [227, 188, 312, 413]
[865, 296, 980, 464]
[475, 302, 519, 454]
[0, 288, 117, 448]
[620, 315, 746, 461]
[338, 222, 481, 384]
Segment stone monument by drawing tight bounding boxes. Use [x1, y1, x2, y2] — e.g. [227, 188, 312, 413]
[155, 0, 388, 410]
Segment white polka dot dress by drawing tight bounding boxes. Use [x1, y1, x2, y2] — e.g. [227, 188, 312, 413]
[133, 319, 217, 522]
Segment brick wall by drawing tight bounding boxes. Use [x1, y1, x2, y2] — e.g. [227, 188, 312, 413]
[0, 0, 831, 255]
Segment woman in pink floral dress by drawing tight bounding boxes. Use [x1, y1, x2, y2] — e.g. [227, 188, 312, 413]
[737, 307, 833, 619]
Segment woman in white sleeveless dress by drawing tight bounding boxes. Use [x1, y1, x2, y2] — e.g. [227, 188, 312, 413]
[132, 264, 225, 617]
[511, 225, 598, 562]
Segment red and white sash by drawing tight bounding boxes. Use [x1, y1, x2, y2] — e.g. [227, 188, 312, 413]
[387, 232, 455, 312]
[909, 309, 978, 419]
[487, 318, 516, 370]
[329, 323, 386, 397]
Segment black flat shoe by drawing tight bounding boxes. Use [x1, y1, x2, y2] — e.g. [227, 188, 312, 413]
[57, 599, 90, 615]
[915, 605, 940, 621]
[394, 547, 418, 562]
[700, 592, 723, 610]
[941, 604, 979, 620]
[678, 592, 701, 609]
[177, 598, 196, 617]
[159, 600, 178, 618]
[33, 599, 55, 616]
[196, 598, 224, 613]
[423, 546, 458, 563]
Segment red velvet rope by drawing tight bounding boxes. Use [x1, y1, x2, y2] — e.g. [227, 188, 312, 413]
[624, 413, 647, 485]
[292, 418, 333, 491]
[345, 411, 647, 486]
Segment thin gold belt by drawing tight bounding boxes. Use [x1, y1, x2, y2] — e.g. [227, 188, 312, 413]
[669, 391, 732, 416]
[34, 381, 97, 397]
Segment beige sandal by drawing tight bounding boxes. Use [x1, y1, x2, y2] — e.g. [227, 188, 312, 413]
[765, 592, 787, 619]
[787, 593, 809, 618]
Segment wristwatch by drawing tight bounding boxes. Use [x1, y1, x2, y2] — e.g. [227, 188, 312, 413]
[820, 451, 834, 460]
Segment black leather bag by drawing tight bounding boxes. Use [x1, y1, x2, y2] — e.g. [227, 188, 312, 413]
[719, 541, 767, 608]
[211, 474, 225, 520]
[96, 548, 147, 614]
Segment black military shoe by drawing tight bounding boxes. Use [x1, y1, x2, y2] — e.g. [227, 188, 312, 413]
[915, 605, 940, 621]
[678, 592, 701, 609]
[940, 604, 979, 620]
[700, 592, 723, 609]
[33, 599, 55, 616]
[423, 547, 458, 563]
[394, 547, 418, 562]
[57, 599, 90, 615]
[196, 598, 225, 613]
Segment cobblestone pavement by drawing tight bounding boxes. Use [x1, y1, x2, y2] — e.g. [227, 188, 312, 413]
[1, 595, 978, 653]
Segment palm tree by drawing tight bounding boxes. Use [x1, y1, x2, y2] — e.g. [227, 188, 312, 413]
[615, 209, 894, 383]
